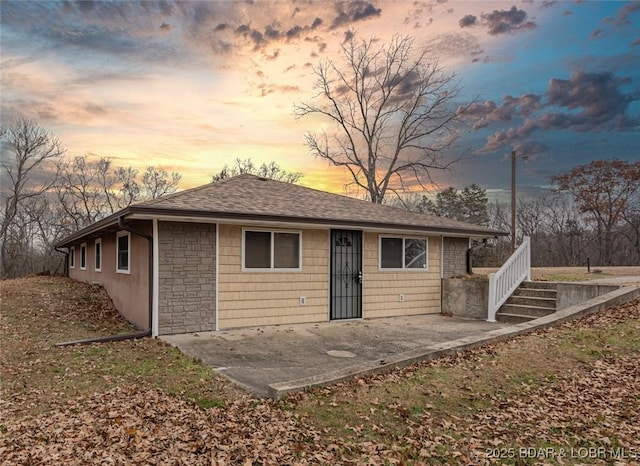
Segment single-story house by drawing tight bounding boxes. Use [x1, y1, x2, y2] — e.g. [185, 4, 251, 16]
[56, 174, 505, 336]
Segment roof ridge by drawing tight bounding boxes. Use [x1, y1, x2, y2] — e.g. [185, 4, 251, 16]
[249, 174, 411, 208]
[264, 175, 453, 221]
[133, 174, 242, 207]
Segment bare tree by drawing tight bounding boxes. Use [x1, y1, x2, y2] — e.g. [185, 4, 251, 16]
[552, 159, 640, 265]
[211, 157, 302, 183]
[57, 156, 184, 228]
[1, 118, 63, 277]
[96, 157, 118, 213]
[114, 166, 140, 208]
[620, 196, 640, 265]
[141, 166, 182, 199]
[295, 34, 469, 203]
[56, 155, 109, 229]
[517, 196, 547, 240]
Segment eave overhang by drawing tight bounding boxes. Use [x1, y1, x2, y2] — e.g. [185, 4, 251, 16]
[55, 205, 508, 248]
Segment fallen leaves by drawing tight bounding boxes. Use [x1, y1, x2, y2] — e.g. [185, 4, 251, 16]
[1, 385, 336, 465]
[2, 277, 640, 464]
[290, 298, 640, 464]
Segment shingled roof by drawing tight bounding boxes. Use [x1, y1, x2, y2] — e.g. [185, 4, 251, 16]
[57, 174, 505, 246]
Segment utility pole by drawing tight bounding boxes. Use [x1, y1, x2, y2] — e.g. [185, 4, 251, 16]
[511, 150, 517, 252]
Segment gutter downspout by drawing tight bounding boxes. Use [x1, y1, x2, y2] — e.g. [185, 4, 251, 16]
[118, 216, 154, 337]
[55, 331, 150, 347]
[54, 217, 155, 347]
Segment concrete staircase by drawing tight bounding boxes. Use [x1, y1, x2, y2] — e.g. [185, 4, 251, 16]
[496, 281, 557, 323]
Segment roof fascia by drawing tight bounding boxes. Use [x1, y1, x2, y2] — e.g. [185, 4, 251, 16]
[55, 207, 132, 247]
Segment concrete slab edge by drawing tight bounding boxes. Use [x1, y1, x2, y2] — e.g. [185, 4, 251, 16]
[267, 285, 640, 400]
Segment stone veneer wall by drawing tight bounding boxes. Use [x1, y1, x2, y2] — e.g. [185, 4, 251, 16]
[158, 222, 216, 334]
[442, 237, 469, 278]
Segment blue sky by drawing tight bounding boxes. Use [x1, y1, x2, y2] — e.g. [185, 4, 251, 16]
[1, 0, 638, 197]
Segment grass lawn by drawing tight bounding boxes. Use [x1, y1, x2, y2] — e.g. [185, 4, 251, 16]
[475, 266, 640, 283]
[1, 276, 639, 464]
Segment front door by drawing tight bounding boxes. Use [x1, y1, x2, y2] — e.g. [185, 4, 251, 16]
[330, 229, 363, 319]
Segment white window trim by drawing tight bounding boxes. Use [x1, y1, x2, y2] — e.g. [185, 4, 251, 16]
[378, 235, 429, 271]
[80, 242, 87, 270]
[69, 246, 75, 269]
[242, 228, 302, 272]
[116, 231, 131, 274]
[94, 238, 102, 272]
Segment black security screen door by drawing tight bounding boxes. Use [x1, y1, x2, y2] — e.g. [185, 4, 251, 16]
[330, 230, 363, 319]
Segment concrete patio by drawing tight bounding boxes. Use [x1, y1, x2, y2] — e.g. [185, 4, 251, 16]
[162, 281, 640, 399]
[161, 314, 510, 397]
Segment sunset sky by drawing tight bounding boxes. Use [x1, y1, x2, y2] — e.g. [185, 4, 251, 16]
[1, 1, 639, 198]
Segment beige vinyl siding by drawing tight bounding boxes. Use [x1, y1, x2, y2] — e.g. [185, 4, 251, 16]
[363, 233, 441, 318]
[218, 224, 329, 328]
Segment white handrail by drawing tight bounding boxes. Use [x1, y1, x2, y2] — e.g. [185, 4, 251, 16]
[487, 236, 531, 322]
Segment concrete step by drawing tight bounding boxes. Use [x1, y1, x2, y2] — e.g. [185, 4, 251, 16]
[496, 312, 538, 324]
[498, 303, 557, 318]
[505, 295, 557, 309]
[513, 288, 557, 299]
[518, 281, 558, 290]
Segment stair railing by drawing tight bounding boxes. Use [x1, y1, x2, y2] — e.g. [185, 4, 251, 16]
[487, 236, 531, 322]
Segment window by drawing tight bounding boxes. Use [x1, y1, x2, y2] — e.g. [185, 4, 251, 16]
[80, 243, 87, 270]
[379, 236, 428, 270]
[116, 231, 130, 274]
[243, 229, 301, 270]
[94, 239, 102, 272]
[70, 246, 75, 269]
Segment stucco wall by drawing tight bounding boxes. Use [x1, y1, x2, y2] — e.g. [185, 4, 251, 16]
[441, 277, 489, 319]
[157, 221, 216, 335]
[217, 224, 329, 329]
[68, 220, 151, 329]
[442, 237, 469, 278]
[362, 233, 442, 318]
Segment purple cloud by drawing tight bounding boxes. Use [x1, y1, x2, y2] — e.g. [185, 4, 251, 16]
[612, 2, 640, 26]
[462, 94, 542, 129]
[475, 71, 639, 153]
[459, 14, 477, 28]
[481, 6, 536, 35]
[331, 1, 382, 29]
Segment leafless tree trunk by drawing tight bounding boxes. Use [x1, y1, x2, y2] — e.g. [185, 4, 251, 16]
[1, 118, 63, 277]
[295, 34, 471, 203]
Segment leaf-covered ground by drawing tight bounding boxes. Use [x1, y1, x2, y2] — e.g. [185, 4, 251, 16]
[1, 276, 639, 464]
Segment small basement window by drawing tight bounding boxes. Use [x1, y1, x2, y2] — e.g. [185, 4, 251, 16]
[243, 229, 301, 270]
[94, 238, 102, 272]
[116, 231, 131, 274]
[80, 243, 87, 270]
[379, 236, 428, 270]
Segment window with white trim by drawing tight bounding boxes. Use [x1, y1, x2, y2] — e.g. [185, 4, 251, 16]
[70, 246, 75, 269]
[243, 229, 301, 270]
[116, 231, 131, 274]
[94, 238, 102, 272]
[80, 243, 87, 270]
[379, 236, 428, 270]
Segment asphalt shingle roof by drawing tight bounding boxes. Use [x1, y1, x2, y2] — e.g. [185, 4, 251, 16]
[57, 174, 505, 247]
[134, 174, 504, 236]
